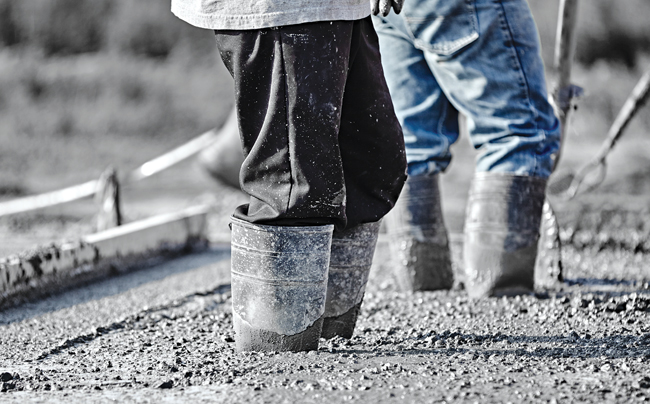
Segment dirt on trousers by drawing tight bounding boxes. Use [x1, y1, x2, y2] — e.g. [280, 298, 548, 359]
[0, 221, 649, 404]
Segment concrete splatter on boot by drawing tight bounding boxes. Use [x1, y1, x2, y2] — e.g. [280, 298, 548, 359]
[230, 217, 333, 352]
[197, 108, 244, 189]
[385, 174, 454, 292]
[321, 221, 381, 339]
[463, 173, 547, 298]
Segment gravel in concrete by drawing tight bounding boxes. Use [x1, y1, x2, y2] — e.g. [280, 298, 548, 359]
[1, 239, 649, 403]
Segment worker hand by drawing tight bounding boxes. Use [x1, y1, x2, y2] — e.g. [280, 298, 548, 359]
[370, 0, 404, 17]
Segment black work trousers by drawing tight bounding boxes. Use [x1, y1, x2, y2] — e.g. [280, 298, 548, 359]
[215, 17, 407, 230]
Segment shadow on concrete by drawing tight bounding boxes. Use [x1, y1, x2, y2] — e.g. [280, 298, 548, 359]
[335, 331, 650, 360]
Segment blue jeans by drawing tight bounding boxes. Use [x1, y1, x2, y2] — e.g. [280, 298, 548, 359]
[373, 0, 560, 178]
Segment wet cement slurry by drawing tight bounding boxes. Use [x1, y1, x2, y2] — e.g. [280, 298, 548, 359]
[1, 239, 649, 403]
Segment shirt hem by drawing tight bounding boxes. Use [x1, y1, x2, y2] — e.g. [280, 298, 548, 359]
[171, 4, 371, 30]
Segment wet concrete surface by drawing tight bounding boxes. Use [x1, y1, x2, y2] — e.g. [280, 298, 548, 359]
[2, 169, 650, 402]
[1, 235, 649, 403]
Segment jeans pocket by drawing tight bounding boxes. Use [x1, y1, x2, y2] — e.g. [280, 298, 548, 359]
[402, 0, 479, 58]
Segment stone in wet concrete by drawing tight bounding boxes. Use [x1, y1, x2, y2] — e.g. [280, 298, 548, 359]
[1, 211, 650, 402]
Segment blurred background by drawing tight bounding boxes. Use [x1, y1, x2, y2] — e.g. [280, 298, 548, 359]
[1, 0, 650, 256]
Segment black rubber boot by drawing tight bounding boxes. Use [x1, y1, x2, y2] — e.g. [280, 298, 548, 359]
[385, 174, 454, 292]
[321, 221, 381, 339]
[463, 172, 547, 298]
[230, 217, 333, 352]
[197, 108, 244, 189]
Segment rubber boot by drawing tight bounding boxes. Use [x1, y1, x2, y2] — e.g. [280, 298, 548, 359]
[230, 217, 333, 352]
[321, 221, 381, 339]
[197, 108, 245, 189]
[463, 172, 547, 298]
[385, 174, 454, 292]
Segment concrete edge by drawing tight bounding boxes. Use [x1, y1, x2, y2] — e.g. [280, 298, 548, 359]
[0, 205, 213, 306]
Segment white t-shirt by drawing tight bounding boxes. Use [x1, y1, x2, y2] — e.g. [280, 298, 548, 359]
[171, 0, 371, 30]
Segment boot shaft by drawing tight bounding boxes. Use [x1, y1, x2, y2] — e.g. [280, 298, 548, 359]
[385, 174, 454, 291]
[463, 173, 547, 298]
[386, 174, 448, 241]
[230, 217, 333, 352]
[322, 221, 381, 339]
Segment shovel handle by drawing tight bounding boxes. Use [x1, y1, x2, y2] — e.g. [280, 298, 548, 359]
[594, 69, 650, 164]
[551, 0, 581, 172]
[553, 0, 580, 115]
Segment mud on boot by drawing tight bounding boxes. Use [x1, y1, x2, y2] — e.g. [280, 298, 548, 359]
[385, 174, 454, 292]
[321, 221, 381, 339]
[230, 217, 333, 352]
[463, 173, 547, 298]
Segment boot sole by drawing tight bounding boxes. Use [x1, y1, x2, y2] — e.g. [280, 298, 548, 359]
[321, 302, 362, 340]
[234, 315, 324, 352]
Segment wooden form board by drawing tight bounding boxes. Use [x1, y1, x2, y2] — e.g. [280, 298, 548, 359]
[0, 205, 211, 302]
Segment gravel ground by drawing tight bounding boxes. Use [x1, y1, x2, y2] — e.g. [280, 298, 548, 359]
[0, 229, 649, 403]
[1, 174, 650, 403]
